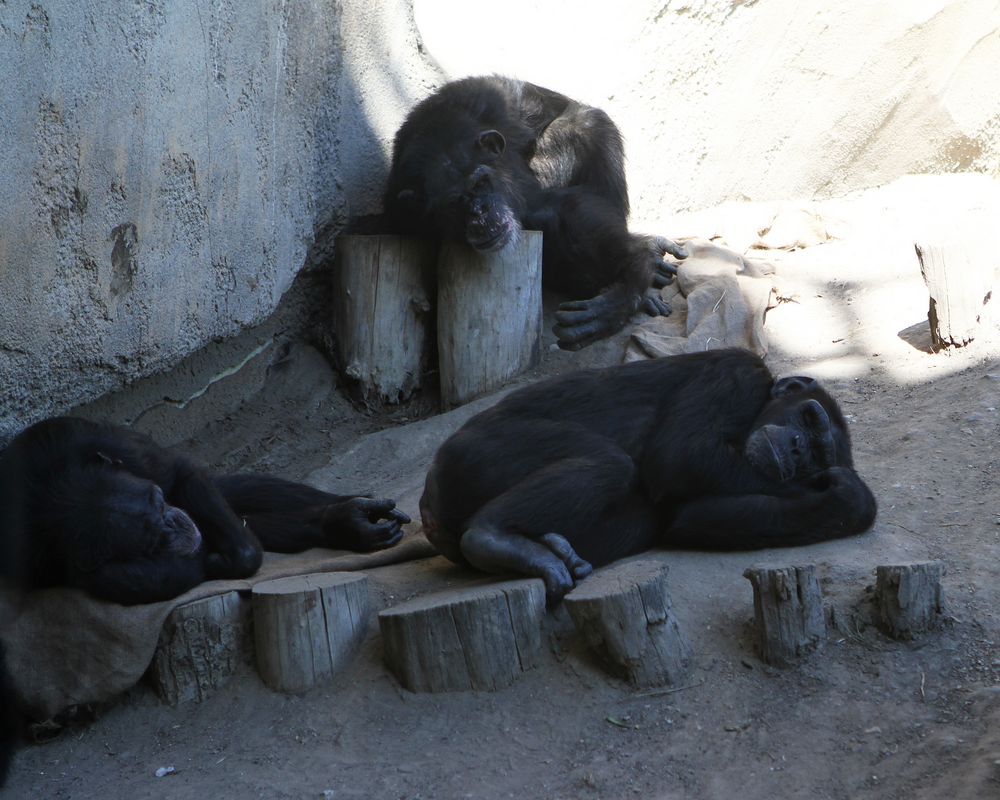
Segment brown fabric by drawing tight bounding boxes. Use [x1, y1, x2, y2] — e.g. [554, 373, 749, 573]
[626, 238, 777, 361]
[4, 534, 435, 719]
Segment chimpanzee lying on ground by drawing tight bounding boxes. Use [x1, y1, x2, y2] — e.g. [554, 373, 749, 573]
[420, 349, 877, 601]
[384, 75, 686, 350]
[0, 417, 409, 605]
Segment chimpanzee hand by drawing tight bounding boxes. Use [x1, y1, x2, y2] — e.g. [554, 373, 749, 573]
[650, 236, 687, 288]
[204, 535, 263, 580]
[808, 466, 878, 531]
[322, 497, 410, 551]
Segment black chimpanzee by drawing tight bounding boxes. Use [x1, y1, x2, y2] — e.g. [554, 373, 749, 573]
[420, 349, 877, 601]
[384, 75, 686, 350]
[0, 417, 409, 605]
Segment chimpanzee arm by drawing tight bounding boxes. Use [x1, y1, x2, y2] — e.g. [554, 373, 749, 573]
[75, 554, 206, 605]
[169, 463, 262, 579]
[214, 474, 409, 553]
[664, 467, 877, 549]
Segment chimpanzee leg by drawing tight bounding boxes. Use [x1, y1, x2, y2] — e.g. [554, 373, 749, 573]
[457, 447, 653, 601]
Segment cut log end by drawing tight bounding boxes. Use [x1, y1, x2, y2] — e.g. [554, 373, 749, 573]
[438, 230, 543, 408]
[378, 578, 546, 693]
[252, 572, 371, 693]
[874, 561, 945, 640]
[743, 565, 826, 667]
[564, 559, 690, 688]
[147, 591, 252, 706]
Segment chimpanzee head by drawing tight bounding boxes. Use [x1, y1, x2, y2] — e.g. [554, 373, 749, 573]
[744, 376, 854, 483]
[48, 462, 203, 568]
[387, 118, 525, 252]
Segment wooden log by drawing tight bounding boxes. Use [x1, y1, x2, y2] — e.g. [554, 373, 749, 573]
[874, 561, 945, 640]
[438, 230, 543, 408]
[915, 239, 995, 349]
[333, 235, 436, 403]
[378, 579, 545, 693]
[147, 591, 252, 705]
[563, 560, 690, 687]
[743, 565, 826, 666]
[252, 572, 370, 693]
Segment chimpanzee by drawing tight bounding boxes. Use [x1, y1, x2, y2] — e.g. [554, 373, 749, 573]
[420, 349, 877, 601]
[0, 417, 409, 605]
[384, 75, 686, 350]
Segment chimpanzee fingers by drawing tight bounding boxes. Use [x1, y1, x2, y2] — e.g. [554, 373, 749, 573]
[640, 293, 672, 317]
[352, 496, 408, 524]
[388, 508, 412, 525]
[651, 261, 676, 289]
[654, 236, 688, 260]
[370, 520, 405, 549]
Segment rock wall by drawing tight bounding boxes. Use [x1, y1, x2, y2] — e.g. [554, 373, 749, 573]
[0, 0, 436, 442]
[2, 0, 997, 440]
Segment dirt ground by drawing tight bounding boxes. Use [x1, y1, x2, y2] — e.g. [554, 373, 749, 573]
[6, 177, 1000, 799]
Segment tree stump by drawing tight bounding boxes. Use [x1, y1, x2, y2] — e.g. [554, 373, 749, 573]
[874, 561, 945, 639]
[563, 560, 690, 687]
[147, 591, 252, 705]
[437, 230, 543, 408]
[252, 572, 370, 693]
[743, 565, 826, 666]
[378, 578, 545, 693]
[915, 238, 995, 349]
[333, 235, 436, 403]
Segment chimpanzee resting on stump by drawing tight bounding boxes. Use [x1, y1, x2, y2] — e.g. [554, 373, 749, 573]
[0, 417, 408, 605]
[384, 75, 686, 350]
[420, 349, 877, 601]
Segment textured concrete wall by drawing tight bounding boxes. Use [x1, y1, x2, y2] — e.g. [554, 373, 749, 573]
[3, 0, 997, 441]
[0, 0, 437, 442]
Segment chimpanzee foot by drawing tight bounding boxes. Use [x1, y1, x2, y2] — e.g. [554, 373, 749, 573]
[459, 526, 592, 603]
[553, 295, 620, 351]
[539, 533, 593, 581]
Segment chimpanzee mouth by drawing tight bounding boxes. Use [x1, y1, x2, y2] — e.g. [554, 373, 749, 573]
[469, 221, 517, 252]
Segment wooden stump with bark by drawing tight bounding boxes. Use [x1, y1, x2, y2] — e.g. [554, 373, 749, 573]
[437, 231, 543, 408]
[915, 236, 996, 349]
[147, 591, 252, 705]
[563, 560, 690, 687]
[252, 572, 371, 693]
[379, 578, 545, 693]
[743, 565, 827, 666]
[874, 561, 945, 639]
[333, 235, 436, 403]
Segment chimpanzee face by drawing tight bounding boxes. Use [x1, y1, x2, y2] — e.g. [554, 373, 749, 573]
[744, 376, 853, 482]
[83, 467, 203, 558]
[394, 129, 522, 252]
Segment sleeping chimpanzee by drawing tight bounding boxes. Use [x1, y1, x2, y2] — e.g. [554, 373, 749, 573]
[0, 417, 409, 605]
[420, 348, 877, 601]
[384, 75, 687, 350]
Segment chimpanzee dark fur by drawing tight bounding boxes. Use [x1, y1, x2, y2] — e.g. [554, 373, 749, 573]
[420, 349, 876, 601]
[384, 75, 685, 350]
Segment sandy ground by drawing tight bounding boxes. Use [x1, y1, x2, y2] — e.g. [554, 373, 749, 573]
[6, 177, 1000, 799]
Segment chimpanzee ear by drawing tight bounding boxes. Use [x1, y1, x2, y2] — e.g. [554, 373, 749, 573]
[476, 129, 506, 156]
[771, 376, 818, 398]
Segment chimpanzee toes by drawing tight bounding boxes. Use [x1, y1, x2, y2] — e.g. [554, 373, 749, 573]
[540, 533, 593, 583]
